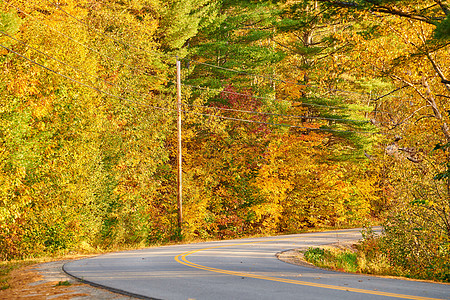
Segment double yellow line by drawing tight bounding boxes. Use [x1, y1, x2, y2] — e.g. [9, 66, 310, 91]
[174, 233, 444, 300]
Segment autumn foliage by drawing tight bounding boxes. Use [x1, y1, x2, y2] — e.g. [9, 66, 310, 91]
[0, 0, 448, 282]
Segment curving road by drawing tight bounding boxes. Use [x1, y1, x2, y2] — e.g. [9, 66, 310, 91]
[63, 228, 449, 300]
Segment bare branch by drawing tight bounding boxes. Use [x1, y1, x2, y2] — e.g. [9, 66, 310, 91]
[422, 77, 450, 141]
[273, 39, 297, 53]
[388, 74, 450, 141]
[400, 106, 433, 125]
[316, 0, 438, 25]
[314, 43, 350, 62]
[390, 74, 429, 102]
[371, 6, 436, 25]
[371, 85, 408, 102]
[426, 53, 450, 93]
[414, 115, 435, 125]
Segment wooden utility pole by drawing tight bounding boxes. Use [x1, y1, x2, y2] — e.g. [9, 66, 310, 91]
[176, 59, 183, 231]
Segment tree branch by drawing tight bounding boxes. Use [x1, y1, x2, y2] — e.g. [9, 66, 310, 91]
[426, 53, 450, 93]
[273, 39, 297, 53]
[422, 76, 450, 141]
[371, 6, 436, 25]
[316, 0, 438, 25]
[434, 0, 450, 15]
[371, 85, 408, 102]
[390, 74, 450, 141]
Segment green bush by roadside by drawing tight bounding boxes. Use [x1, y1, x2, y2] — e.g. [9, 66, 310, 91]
[304, 228, 449, 283]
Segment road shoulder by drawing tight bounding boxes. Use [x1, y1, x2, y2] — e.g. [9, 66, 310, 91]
[0, 258, 136, 299]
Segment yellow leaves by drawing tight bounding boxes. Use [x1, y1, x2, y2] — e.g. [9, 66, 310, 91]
[7, 71, 40, 97]
[63, 0, 90, 19]
[0, 0, 176, 257]
[251, 202, 282, 232]
[252, 130, 378, 229]
[32, 94, 54, 118]
[0, 0, 398, 255]
[280, 82, 307, 100]
[256, 167, 292, 199]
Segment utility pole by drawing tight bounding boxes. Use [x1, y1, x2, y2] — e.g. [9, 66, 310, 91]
[176, 59, 183, 232]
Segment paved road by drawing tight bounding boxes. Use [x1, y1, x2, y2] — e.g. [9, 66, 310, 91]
[63, 228, 449, 300]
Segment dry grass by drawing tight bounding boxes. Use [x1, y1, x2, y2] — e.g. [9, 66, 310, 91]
[0, 261, 88, 300]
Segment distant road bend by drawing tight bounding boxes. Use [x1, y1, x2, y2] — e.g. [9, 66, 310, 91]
[63, 228, 450, 300]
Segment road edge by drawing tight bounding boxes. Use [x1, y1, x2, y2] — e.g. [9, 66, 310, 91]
[62, 260, 162, 300]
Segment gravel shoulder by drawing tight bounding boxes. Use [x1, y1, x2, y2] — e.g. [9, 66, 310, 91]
[0, 257, 137, 299]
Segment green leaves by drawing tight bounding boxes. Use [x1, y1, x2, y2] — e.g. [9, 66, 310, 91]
[158, 0, 219, 50]
[435, 15, 450, 39]
[0, 11, 21, 35]
[410, 198, 428, 206]
[433, 142, 450, 152]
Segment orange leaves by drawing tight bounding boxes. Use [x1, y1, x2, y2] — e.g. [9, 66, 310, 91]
[279, 81, 308, 100]
[6, 71, 40, 97]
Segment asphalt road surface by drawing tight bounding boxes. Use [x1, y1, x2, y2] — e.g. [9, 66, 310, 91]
[63, 228, 449, 300]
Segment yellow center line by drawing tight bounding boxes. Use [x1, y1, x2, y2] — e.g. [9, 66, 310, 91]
[174, 232, 444, 300]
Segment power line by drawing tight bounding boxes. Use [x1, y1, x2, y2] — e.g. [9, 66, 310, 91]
[44, 0, 290, 91]
[40, 0, 302, 86]
[2, 0, 390, 116]
[0, 1, 384, 136]
[41, 0, 405, 103]
[1, 29, 383, 131]
[3, 29, 369, 127]
[182, 103, 374, 124]
[0, 28, 386, 129]
[37, 0, 373, 97]
[0, 43, 174, 113]
[34, 1, 414, 119]
[183, 109, 379, 135]
[185, 58, 298, 86]
[0, 15, 378, 130]
[185, 59, 376, 97]
[1, 42, 379, 136]
[182, 83, 383, 113]
[37, 0, 388, 101]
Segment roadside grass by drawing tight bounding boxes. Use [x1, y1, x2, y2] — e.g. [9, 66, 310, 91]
[304, 247, 359, 273]
[303, 246, 399, 278]
[55, 280, 71, 286]
[0, 259, 40, 290]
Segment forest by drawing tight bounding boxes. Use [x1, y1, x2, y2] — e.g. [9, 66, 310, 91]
[0, 0, 449, 281]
